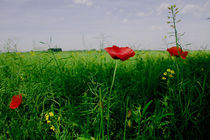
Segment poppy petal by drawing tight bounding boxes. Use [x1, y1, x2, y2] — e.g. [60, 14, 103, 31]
[9, 94, 22, 109]
[167, 46, 188, 59]
[180, 51, 188, 59]
[104, 45, 135, 61]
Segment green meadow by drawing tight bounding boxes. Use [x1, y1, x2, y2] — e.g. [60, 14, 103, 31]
[0, 50, 209, 139]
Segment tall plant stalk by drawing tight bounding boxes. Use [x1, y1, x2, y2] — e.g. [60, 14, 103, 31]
[107, 60, 118, 140]
[171, 7, 179, 48]
[167, 5, 182, 56]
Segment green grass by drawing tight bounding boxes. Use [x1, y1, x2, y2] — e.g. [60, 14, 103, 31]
[0, 50, 209, 139]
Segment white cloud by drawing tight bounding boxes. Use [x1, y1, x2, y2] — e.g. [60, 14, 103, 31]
[122, 18, 128, 24]
[72, 0, 93, 6]
[105, 11, 112, 16]
[66, 4, 75, 8]
[119, 9, 123, 13]
[2, 0, 31, 2]
[1, 0, 31, 6]
[157, 3, 170, 15]
[181, 3, 210, 17]
[136, 12, 147, 17]
[204, 0, 210, 8]
[151, 25, 163, 30]
[182, 4, 200, 14]
[136, 11, 152, 17]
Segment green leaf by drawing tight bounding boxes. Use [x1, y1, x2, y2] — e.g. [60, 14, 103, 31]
[160, 113, 174, 119]
[142, 100, 153, 117]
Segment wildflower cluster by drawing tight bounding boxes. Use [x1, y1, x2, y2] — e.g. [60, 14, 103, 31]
[162, 68, 175, 80]
[45, 112, 55, 131]
[16, 52, 24, 58]
[30, 51, 35, 56]
[16, 52, 21, 55]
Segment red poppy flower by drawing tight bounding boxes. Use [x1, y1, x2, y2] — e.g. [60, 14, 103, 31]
[104, 45, 135, 61]
[9, 94, 22, 109]
[167, 46, 188, 59]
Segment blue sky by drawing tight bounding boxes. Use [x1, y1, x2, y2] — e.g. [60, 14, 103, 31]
[0, 0, 209, 51]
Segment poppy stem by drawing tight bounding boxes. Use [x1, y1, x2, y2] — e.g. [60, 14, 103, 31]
[123, 96, 129, 140]
[15, 109, 22, 120]
[107, 60, 118, 140]
[110, 61, 118, 96]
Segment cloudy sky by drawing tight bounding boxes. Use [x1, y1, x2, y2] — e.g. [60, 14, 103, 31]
[0, 0, 209, 51]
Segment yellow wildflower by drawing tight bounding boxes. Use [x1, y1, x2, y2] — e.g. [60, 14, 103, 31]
[162, 77, 166, 80]
[101, 55, 105, 59]
[127, 120, 132, 128]
[167, 69, 171, 73]
[45, 114, 49, 120]
[50, 125, 55, 131]
[169, 74, 173, 78]
[127, 110, 132, 118]
[20, 75, 24, 81]
[170, 70, 175, 74]
[30, 51, 35, 56]
[163, 72, 167, 76]
[47, 120, 51, 124]
[49, 112, 54, 117]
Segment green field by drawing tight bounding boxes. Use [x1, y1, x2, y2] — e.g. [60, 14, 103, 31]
[0, 50, 209, 139]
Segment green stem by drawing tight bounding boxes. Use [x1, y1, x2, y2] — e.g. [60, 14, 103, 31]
[107, 60, 118, 140]
[137, 106, 142, 136]
[172, 8, 178, 48]
[16, 109, 22, 120]
[99, 88, 104, 140]
[123, 97, 129, 140]
[110, 61, 118, 95]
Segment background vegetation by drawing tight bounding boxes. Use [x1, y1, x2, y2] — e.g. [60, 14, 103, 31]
[0, 50, 209, 139]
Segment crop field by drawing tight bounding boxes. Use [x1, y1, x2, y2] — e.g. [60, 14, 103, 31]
[0, 50, 209, 139]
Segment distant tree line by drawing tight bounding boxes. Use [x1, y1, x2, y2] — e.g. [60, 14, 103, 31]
[48, 48, 62, 52]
